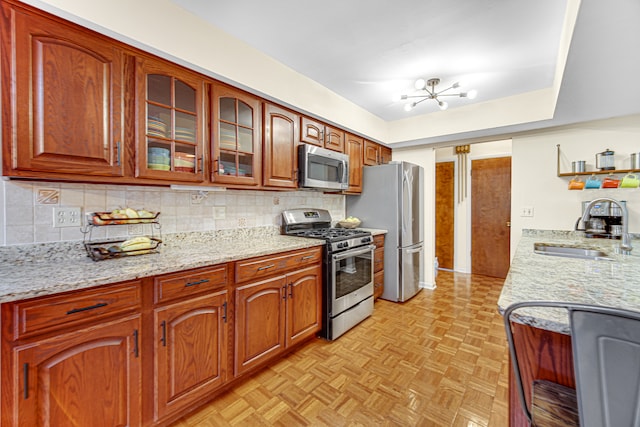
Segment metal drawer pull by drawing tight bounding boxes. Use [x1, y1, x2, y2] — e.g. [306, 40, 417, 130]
[222, 301, 228, 323]
[185, 279, 209, 287]
[66, 302, 108, 315]
[23, 363, 29, 400]
[301, 255, 315, 260]
[258, 264, 275, 271]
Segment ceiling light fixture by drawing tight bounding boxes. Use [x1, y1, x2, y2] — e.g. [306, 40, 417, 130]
[397, 78, 477, 112]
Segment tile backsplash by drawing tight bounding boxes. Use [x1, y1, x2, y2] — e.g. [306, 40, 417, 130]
[0, 180, 345, 246]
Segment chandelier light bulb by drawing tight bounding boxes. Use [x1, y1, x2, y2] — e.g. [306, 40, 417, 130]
[467, 89, 478, 100]
[404, 103, 413, 112]
[452, 82, 460, 89]
[438, 101, 448, 110]
[392, 94, 402, 102]
[414, 78, 426, 90]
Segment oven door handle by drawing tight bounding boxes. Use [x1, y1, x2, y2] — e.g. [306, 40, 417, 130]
[332, 245, 376, 261]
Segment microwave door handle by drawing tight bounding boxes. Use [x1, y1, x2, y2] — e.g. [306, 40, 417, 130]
[339, 161, 347, 185]
[332, 245, 376, 261]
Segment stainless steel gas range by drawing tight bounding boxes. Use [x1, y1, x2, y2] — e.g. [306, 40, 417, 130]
[282, 209, 375, 340]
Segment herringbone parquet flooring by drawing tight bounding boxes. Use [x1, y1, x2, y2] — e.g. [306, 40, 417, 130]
[172, 271, 509, 426]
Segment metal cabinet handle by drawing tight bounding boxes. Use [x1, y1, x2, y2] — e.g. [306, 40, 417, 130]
[258, 264, 275, 271]
[282, 285, 287, 300]
[185, 279, 209, 287]
[23, 363, 29, 400]
[288, 283, 293, 299]
[160, 320, 167, 347]
[301, 255, 314, 260]
[222, 301, 228, 323]
[133, 329, 139, 358]
[66, 302, 108, 315]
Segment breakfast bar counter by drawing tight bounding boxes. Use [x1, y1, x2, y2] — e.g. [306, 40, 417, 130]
[498, 229, 640, 332]
[499, 229, 640, 426]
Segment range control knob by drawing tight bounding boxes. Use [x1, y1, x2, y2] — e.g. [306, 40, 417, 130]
[361, 237, 371, 244]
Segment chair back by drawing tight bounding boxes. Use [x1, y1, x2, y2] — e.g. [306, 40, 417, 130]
[503, 301, 640, 427]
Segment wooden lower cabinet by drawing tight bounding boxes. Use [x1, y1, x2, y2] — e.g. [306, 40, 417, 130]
[153, 290, 228, 422]
[1, 250, 322, 426]
[235, 264, 321, 376]
[373, 234, 385, 300]
[10, 314, 142, 427]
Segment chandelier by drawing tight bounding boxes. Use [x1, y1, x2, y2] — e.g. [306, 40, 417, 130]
[397, 78, 477, 111]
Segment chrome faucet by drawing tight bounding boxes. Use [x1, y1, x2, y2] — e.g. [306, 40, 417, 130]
[580, 198, 632, 252]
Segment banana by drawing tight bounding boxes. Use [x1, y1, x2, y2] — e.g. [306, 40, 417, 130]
[120, 236, 152, 252]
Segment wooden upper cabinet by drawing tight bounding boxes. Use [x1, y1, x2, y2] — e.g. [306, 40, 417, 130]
[2, 3, 125, 177]
[363, 140, 381, 166]
[136, 56, 206, 182]
[212, 84, 261, 186]
[300, 116, 345, 153]
[324, 125, 345, 153]
[263, 103, 299, 189]
[345, 133, 364, 193]
[380, 145, 392, 164]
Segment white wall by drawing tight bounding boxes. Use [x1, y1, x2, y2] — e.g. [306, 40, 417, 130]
[435, 140, 512, 273]
[390, 148, 436, 288]
[511, 114, 640, 257]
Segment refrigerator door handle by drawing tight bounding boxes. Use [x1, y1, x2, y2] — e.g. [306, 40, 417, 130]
[405, 246, 423, 254]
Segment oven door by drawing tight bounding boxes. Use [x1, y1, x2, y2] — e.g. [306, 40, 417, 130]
[331, 244, 375, 316]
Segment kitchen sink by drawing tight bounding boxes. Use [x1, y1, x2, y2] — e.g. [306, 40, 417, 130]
[534, 243, 613, 261]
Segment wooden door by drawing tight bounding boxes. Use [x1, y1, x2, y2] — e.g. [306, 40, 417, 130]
[154, 291, 228, 421]
[435, 162, 455, 270]
[345, 133, 364, 193]
[234, 275, 286, 375]
[14, 315, 141, 427]
[363, 140, 380, 166]
[6, 5, 125, 177]
[136, 56, 206, 182]
[300, 116, 324, 146]
[324, 125, 345, 153]
[286, 265, 322, 348]
[263, 103, 298, 188]
[212, 84, 261, 186]
[471, 157, 512, 278]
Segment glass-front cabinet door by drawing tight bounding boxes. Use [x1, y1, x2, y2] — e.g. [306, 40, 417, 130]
[136, 57, 205, 182]
[212, 84, 261, 186]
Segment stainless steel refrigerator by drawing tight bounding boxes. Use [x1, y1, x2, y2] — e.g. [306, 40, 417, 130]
[346, 161, 424, 302]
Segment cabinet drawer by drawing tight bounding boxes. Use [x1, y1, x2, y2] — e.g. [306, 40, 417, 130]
[235, 247, 322, 283]
[154, 264, 228, 304]
[372, 234, 385, 248]
[10, 280, 141, 340]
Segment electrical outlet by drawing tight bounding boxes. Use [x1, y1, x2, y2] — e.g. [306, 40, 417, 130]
[53, 207, 82, 227]
[520, 206, 534, 217]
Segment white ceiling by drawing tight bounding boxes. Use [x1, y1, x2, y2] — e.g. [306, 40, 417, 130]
[168, 0, 640, 144]
[170, 0, 567, 121]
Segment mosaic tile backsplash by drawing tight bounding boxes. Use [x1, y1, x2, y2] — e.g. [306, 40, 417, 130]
[0, 180, 345, 246]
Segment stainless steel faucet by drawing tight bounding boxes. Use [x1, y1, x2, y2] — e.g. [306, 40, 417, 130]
[580, 198, 632, 252]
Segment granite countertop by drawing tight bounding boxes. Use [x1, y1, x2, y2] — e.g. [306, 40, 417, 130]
[0, 227, 324, 303]
[498, 230, 640, 333]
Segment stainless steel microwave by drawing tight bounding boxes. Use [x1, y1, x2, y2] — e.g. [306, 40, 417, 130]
[298, 144, 349, 191]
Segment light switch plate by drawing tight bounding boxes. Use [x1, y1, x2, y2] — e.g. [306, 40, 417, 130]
[53, 207, 82, 227]
[520, 206, 534, 217]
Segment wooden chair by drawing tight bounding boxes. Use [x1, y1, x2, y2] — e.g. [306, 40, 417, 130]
[503, 301, 640, 427]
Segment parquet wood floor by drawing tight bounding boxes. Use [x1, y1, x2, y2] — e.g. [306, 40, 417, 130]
[171, 271, 509, 426]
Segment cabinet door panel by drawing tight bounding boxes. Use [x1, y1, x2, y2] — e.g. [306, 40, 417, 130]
[300, 117, 323, 147]
[345, 133, 363, 193]
[363, 140, 380, 166]
[8, 7, 124, 176]
[235, 276, 286, 375]
[286, 265, 322, 348]
[14, 315, 141, 427]
[154, 291, 227, 421]
[324, 125, 345, 153]
[263, 104, 298, 188]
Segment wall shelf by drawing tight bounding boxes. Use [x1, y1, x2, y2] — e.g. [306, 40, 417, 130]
[557, 144, 640, 177]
